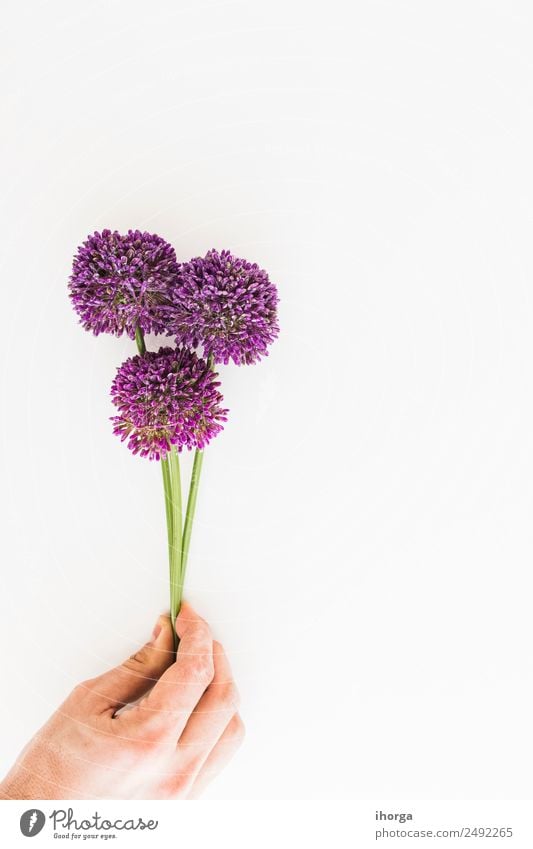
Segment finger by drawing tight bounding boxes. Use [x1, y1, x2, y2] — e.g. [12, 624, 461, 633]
[75, 614, 175, 713]
[125, 602, 214, 739]
[187, 713, 246, 799]
[176, 640, 239, 777]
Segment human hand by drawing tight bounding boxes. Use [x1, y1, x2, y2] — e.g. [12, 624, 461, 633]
[0, 603, 244, 799]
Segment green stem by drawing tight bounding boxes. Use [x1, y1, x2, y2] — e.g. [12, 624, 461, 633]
[168, 447, 182, 649]
[161, 456, 173, 568]
[179, 355, 213, 600]
[135, 326, 146, 355]
[181, 448, 204, 589]
[134, 326, 181, 652]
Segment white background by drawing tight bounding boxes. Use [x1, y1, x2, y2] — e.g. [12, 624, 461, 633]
[1, 0, 532, 801]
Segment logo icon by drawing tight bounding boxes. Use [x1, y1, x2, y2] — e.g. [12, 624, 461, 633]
[20, 809, 46, 837]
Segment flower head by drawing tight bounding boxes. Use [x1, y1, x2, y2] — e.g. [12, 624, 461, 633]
[169, 249, 279, 365]
[69, 229, 178, 338]
[110, 346, 227, 460]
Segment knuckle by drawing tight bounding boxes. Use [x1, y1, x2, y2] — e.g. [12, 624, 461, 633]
[187, 652, 214, 685]
[134, 708, 171, 744]
[218, 681, 240, 709]
[231, 714, 246, 743]
[72, 678, 92, 695]
[70, 678, 96, 702]
[123, 645, 151, 670]
[187, 621, 212, 644]
[62, 680, 96, 718]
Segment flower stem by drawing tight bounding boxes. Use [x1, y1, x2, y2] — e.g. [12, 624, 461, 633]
[179, 354, 213, 597]
[168, 447, 182, 649]
[134, 325, 180, 649]
[161, 456, 173, 565]
[181, 448, 204, 589]
[135, 326, 146, 355]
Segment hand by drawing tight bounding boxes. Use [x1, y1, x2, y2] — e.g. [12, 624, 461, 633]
[0, 603, 244, 799]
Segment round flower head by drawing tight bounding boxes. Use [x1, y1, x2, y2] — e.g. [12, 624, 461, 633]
[69, 229, 179, 338]
[110, 346, 228, 460]
[170, 249, 279, 365]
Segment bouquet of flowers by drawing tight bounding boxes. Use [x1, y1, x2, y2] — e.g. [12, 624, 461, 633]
[68, 230, 279, 648]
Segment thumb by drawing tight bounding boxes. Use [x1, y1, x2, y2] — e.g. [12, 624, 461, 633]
[81, 614, 175, 713]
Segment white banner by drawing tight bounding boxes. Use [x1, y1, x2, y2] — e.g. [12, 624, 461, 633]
[1, 801, 532, 848]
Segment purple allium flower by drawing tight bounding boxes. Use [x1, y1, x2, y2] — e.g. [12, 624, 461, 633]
[69, 229, 179, 338]
[169, 249, 279, 365]
[110, 347, 228, 460]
